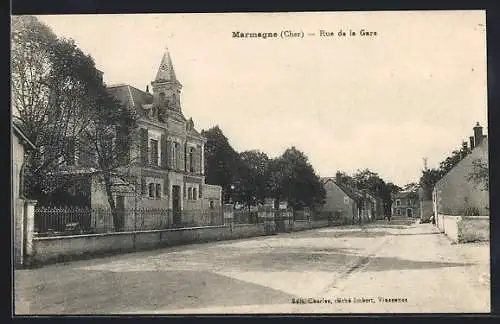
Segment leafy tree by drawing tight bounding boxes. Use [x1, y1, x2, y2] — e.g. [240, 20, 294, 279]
[201, 126, 241, 202]
[419, 168, 442, 199]
[267, 147, 325, 210]
[467, 158, 489, 191]
[235, 150, 270, 209]
[12, 16, 105, 199]
[12, 16, 138, 231]
[439, 142, 471, 175]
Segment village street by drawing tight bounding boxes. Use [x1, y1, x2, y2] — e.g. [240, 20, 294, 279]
[14, 219, 490, 315]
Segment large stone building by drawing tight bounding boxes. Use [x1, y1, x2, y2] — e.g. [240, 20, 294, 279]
[55, 50, 222, 230]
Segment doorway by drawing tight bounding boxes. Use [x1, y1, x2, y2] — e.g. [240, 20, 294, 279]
[406, 208, 413, 218]
[172, 185, 181, 226]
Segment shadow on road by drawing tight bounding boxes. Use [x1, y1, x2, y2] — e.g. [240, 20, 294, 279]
[15, 269, 296, 315]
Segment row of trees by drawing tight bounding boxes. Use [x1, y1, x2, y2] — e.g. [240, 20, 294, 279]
[12, 16, 137, 228]
[201, 126, 403, 214]
[201, 126, 326, 210]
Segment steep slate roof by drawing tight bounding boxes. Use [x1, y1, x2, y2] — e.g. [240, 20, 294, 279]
[107, 84, 153, 117]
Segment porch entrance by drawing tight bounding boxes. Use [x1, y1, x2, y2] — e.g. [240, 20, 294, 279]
[172, 185, 181, 226]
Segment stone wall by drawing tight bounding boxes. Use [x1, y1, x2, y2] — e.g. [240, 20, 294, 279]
[436, 214, 489, 243]
[30, 218, 336, 266]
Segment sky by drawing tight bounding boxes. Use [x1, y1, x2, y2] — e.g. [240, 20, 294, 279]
[32, 11, 487, 187]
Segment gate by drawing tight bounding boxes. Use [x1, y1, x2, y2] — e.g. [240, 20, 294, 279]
[274, 209, 292, 233]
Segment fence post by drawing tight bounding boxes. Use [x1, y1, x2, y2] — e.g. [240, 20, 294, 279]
[23, 200, 37, 267]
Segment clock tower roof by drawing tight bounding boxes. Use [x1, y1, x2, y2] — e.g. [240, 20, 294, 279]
[154, 48, 178, 83]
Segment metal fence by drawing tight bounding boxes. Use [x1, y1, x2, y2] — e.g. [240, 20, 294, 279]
[233, 210, 260, 225]
[34, 206, 224, 237]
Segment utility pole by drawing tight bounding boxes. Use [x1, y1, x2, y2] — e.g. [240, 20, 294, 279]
[423, 157, 428, 171]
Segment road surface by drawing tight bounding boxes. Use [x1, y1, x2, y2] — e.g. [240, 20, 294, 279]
[14, 219, 490, 314]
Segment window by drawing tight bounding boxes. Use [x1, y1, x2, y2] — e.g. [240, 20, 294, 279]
[149, 183, 155, 198]
[395, 199, 401, 206]
[159, 92, 166, 105]
[193, 188, 197, 200]
[155, 184, 161, 199]
[150, 139, 159, 166]
[172, 142, 178, 169]
[396, 208, 401, 215]
[189, 147, 194, 172]
[188, 188, 192, 200]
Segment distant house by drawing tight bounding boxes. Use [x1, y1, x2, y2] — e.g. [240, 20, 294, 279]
[12, 122, 37, 267]
[433, 122, 489, 216]
[321, 173, 379, 224]
[391, 190, 419, 218]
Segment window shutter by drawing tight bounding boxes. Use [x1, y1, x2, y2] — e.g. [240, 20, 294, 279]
[199, 185, 202, 198]
[179, 142, 185, 171]
[177, 143, 183, 171]
[139, 128, 148, 166]
[196, 145, 202, 174]
[141, 177, 147, 195]
[156, 184, 161, 198]
[183, 184, 187, 198]
[166, 140, 172, 168]
[161, 134, 167, 169]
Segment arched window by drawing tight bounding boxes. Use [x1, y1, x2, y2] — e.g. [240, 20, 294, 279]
[159, 92, 166, 105]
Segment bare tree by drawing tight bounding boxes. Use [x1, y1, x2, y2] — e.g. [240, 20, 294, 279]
[82, 90, 138, 230]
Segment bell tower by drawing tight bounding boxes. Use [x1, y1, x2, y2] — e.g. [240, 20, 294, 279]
[151, 47, 182, 113]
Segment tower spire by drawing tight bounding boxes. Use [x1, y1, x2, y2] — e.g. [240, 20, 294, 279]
[155, 47, 177, 82]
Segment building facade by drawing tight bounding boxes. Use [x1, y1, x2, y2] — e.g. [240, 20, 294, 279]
[57, 50, 222, 229]
[12, 123, 37, 267]
[433, 123, 489, 217]
[320, 173, 379, 224]
[391, 190, 420, 218]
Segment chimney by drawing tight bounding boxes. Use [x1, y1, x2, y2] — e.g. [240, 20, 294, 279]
[335, 171, 342, 184]
[146, 85, 149, 93]
[469, 136, 475, 150]
[473, 122, 483, 147]
[461, 141, 468, 158]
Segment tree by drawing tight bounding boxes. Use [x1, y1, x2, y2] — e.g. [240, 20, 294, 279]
[201, 126, 242, 202]
[81, 88, 138, 230]
[267, 147, 325, 210]
[439, 142, 471, 175]
[12, 16, 139, 230]
[235, 150, 270, 209]
[12, 16, 102, 199]
[467, 158, 489, 191]
[419, 168, 442, 199]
